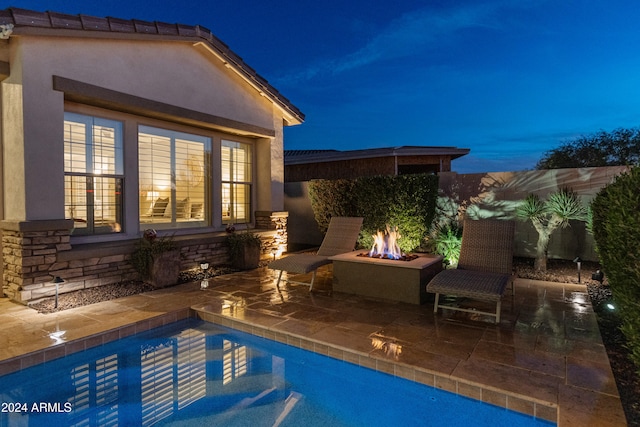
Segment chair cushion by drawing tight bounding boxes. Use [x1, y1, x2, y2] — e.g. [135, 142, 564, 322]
[268, 254, 331, 274]
[426, 269, 509, 302]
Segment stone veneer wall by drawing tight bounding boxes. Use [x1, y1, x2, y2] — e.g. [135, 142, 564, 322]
[2, 212, 288, 305]
[255, 211, 288, 258]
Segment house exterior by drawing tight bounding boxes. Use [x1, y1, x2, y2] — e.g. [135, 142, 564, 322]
[284, 146, 470, 181]
[0, 8, 303, 303]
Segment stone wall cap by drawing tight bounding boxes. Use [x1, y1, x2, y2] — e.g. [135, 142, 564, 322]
[0, 219, 73, 232]
[255, 211, 288, 217]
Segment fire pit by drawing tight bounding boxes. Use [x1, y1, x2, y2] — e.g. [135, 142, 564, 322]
[329, 226, 442, 304]
[363, 225, 419, 261]
[329, 251, 442, 304]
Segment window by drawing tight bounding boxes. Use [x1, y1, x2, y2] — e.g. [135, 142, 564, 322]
[139, 126, 210, 228]
[221, 140, 252, 224]
[64, 113, 123, 235]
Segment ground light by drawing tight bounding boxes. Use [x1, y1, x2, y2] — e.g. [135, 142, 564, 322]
[51, 276, 65, 309]
[200, 261, 209, 289]
[606, 302, 616, 311]
[573, 256, 582, 283]
[592, 270, 605, 284]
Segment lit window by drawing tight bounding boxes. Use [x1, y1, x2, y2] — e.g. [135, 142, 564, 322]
[223, 339, 247, 385]
[138, 126, 210, 228]
[221, 140, 252, 224]
[64, 113, 123, 235]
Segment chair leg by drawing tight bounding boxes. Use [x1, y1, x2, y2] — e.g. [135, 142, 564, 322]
[433, 293, 440, 314]
[495, 300, 502, 324]
[309, 270, 317, 292]
[276, 270, 283, 288]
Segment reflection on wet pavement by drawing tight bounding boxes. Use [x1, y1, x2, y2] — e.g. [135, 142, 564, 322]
[0, 266, 627, 426]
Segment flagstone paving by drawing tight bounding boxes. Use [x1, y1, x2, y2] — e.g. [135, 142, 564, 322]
[0, 265, 627, 426]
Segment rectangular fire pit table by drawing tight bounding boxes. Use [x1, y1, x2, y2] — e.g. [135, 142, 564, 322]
[329, 251, 443, 304]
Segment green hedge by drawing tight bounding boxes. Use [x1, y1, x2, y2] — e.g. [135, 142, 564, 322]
[308, 174, 439, 252]
[591, 166, 640, 372]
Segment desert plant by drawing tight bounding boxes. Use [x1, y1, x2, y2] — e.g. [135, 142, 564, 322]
[130, 229, 177, 280]
[516, 188, 587, 271]
[429, 221, 463, 267]
[591, 165, 640, 373]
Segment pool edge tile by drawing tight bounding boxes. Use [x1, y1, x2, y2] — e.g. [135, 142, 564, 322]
[191, 306, 560, 425]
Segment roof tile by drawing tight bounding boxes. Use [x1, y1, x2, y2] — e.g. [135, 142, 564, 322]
[132, 19, 158, 34]
[195, 25, 214, 42]
[176, 23, 197, 37]
[10, 8, 51, 27]
[107, 17, 136, 33]
[0, 10, 13, 25]
[48, 12, 83, 30]
[155, 21, 179, 36]
[80, 15, 111, 31]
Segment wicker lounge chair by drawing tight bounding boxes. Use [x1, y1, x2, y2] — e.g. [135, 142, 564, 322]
[268, 216, 363, 291]
[426, 219, 515, 323]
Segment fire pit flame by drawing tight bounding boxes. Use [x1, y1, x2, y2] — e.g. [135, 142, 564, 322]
[369, 225, 403, 260]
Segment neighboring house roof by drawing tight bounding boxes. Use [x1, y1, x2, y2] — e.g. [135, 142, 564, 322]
[284, 146, 470, 165]
[285, 149, 339, 157]
[0, 7, 304, 125]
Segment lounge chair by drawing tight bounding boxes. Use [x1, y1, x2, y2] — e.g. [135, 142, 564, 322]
[426, 219, 515, 323]
[268, 216, 363, 291]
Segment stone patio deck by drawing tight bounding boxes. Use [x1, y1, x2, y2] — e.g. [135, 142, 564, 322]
[0, 265, 627, 426]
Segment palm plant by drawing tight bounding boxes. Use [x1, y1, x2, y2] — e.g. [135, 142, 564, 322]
[516, 188, 587, 271]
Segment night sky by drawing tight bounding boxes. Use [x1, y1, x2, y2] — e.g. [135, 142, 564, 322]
[8, 0, 640, 172]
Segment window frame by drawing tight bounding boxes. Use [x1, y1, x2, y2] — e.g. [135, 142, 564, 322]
[138, 125, 212, 230]
[221, 139, 254, 225]
[63, 112, 124, 236]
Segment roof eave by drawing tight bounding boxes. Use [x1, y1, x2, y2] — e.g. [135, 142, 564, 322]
[285, 147, 471, 165]
[2, 8, 305, 125]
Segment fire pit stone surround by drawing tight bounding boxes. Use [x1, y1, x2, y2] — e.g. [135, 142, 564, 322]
[329, 251, 443, 304]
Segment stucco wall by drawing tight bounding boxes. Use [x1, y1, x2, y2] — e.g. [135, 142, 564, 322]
[0, 32, 296, 301]
[284, 181, 326, 251]
[1, 35, 287, 224]
[438, 166, 628, 262]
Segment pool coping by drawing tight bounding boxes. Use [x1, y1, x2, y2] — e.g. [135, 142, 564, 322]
[0, 306, 558, 424]
[191, 308, 559, 424]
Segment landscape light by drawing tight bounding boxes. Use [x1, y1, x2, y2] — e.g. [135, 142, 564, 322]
[573, 257, 582, 283]
[200, 261, 209, 289]
[606, 303, 615, 311]
[52, 276, 65, 309]
[592, 270, 605, 284]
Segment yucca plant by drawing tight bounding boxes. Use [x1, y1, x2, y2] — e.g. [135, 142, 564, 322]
[516, 188, 587, 271]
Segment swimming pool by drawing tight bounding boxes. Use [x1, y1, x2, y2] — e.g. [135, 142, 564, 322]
[0, 319, 554, 426]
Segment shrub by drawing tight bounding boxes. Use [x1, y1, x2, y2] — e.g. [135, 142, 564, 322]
[591, 166, 640, 373]
[308, 179, 356, 233]
[130, 229, 177, 279]
[309, 174, 439, 253]
[225, 230, 262, 264]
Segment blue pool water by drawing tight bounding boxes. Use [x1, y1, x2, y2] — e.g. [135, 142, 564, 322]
[0, 319, 554, 426]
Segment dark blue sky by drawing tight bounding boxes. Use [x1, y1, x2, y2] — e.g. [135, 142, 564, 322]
[9, 1, 640, 172]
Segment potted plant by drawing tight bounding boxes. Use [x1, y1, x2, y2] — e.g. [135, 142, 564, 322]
[226, 229, 262, 270]
[131, 229, 180, 288]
